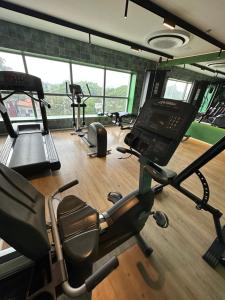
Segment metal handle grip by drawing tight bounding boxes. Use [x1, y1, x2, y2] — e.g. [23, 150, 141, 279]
[116, 146, 128, 154]
[58, 180, 79, 193]
[85, 256, 119, 292]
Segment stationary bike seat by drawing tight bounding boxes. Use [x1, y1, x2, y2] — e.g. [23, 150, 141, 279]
[57, 195, 99, 265]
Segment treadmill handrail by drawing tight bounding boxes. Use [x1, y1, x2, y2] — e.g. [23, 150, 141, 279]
[1, 90, 51, 109]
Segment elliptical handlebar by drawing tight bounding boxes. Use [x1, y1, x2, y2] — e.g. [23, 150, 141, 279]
[83, 83, 91, 103]
[0, 90, 51, 109]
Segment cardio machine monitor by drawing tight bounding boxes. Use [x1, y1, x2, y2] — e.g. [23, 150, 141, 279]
[125, 98, 197, 165]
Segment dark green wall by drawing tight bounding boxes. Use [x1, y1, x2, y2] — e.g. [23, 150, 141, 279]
[168, 66, 211, 82]
[0, 20, 211, 132]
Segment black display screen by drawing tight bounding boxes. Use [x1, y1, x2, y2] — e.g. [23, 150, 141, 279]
[125, 98, 196, 165]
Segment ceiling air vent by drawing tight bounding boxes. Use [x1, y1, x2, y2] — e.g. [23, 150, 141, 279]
[146, 30, 190, 50]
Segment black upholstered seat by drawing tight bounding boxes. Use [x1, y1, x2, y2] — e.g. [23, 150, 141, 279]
[0, 163, 50, 261]
[57, 195, 99, 265]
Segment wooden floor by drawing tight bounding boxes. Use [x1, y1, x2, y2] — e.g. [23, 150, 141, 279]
[0, 127, 225, 300]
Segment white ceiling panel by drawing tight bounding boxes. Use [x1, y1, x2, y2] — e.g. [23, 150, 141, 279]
[1, 0, 219, 58]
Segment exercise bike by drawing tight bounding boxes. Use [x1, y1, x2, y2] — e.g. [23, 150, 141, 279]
[0, 97, 198, 299]
[66, 83, 110, 158]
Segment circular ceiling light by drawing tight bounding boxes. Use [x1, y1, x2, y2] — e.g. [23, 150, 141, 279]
[208, 62, 225, 69]
[146, 30, 190, 50]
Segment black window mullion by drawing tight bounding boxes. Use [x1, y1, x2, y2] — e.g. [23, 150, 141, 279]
[69, 62, 73, 84]
[103, 68, 106, 114]
[22, 54, 38, 118]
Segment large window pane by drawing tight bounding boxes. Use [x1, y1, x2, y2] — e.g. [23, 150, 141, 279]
[164, 79, 192, 101]
[72, 64, 104, 96]
[38, 96, 103, 117]
[2, 93, 35, 120]
[38, 95, 72, 117]
[26, 56, 70, 93]
[105, 70, 130, 97]
[105, 98, 128, 113]
[85, 98, 103, 115]
[0, 52, 25, 72]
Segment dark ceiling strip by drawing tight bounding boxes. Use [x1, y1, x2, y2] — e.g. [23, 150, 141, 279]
[0, 0, 173, 59]
[124, 0, 129, 18]
[192, 63, 225, 76]
[131, 0, 225, 50]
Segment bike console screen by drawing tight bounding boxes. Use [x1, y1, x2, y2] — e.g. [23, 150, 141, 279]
[124, 98, 197, 165]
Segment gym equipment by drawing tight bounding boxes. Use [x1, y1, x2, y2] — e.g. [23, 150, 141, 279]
[0, 71, 61, 177]
[66, 83, 110, 157]
[152, 135, 225, 267]
[200, 101, 225, 127]
[212, 112, 225, 128]
[0, 164, 119, 300]
[0, 96, 197, 299]
[124, 94, 225, 268]
[197, 80, 225, 129]
[107, 111, 137, 130]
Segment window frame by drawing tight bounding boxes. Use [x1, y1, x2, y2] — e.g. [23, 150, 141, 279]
[164, 78, 193, 102]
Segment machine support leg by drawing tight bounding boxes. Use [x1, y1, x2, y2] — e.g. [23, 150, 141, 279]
[135, 234, 153, 257]
[213, 214, 225, 243]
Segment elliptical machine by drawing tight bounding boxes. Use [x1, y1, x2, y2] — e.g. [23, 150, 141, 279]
[66, 83, 110, 157]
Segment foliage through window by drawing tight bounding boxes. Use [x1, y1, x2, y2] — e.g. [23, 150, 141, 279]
[26, 56, 70, 94]
[104, 70, 130, 113]
[164, 78, 192, 101]
[0, 51, 132, 119]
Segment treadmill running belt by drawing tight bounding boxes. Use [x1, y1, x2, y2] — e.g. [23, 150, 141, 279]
[9, 133, 49, 170]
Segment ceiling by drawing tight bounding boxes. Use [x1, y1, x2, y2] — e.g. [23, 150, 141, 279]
[0, 0, 225, 77]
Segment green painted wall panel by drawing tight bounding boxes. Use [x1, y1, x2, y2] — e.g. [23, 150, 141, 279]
[186, 121, 225, 144]
[127, 73, 137, 113]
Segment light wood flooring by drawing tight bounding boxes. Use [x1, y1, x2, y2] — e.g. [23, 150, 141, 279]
[0, 127, 225, 300]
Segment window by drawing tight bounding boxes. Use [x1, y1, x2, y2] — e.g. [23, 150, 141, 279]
[0, 52, 30, 120]
[3, 93, 34, 120]
[105, 70, 130, 97]
[72, 64, 104, 96]
[164, 78, 192, 101]
[72, 64, 104, 113]
[26, 57, 70, 94]
[0, 50, 132, 120]
[105, 70, 130, 113]
[0, 51, 25, 72]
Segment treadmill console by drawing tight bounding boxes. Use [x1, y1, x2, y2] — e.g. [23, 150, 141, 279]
[0, 71, 44, 99]
[125, 98, 197, 165]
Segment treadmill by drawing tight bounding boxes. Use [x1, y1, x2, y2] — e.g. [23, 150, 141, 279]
[0, 71, 61, 177]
